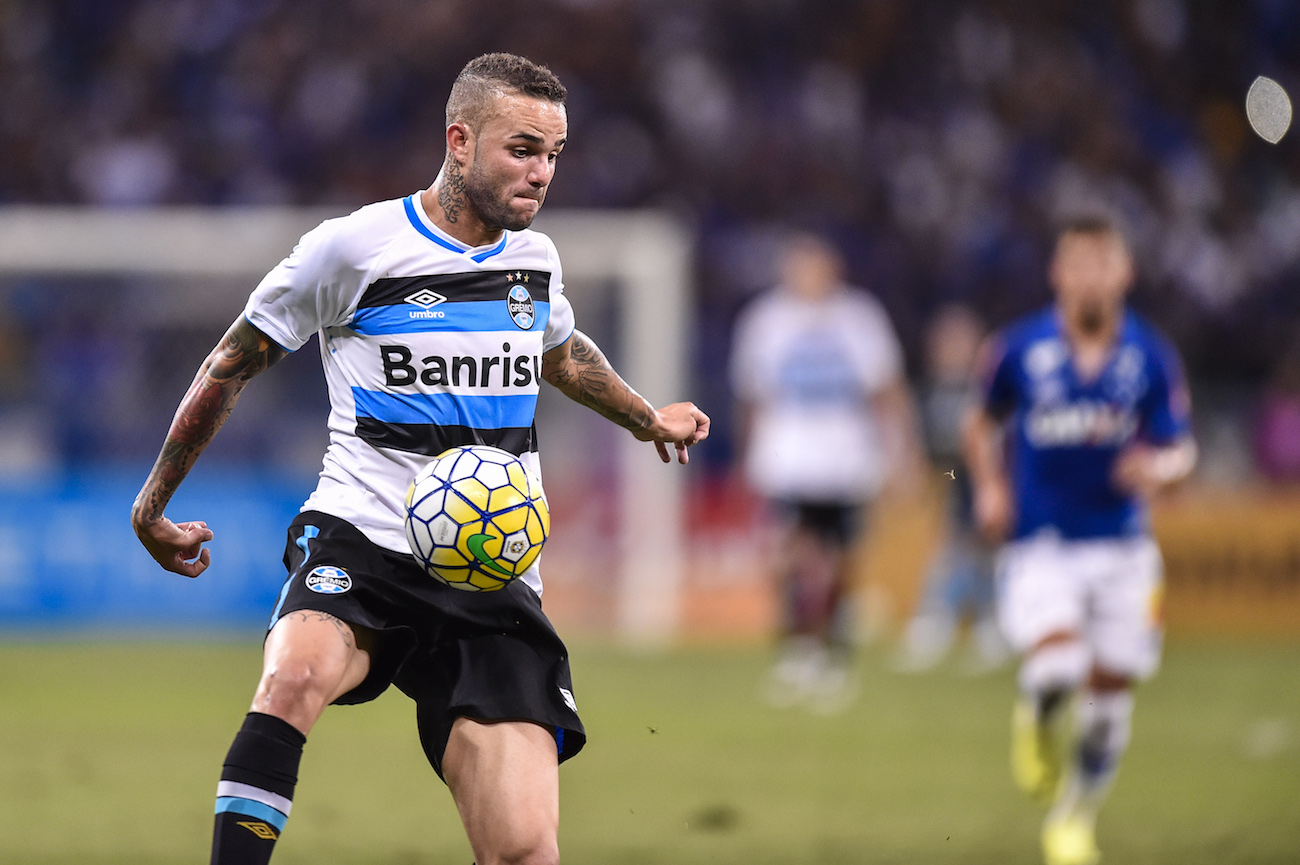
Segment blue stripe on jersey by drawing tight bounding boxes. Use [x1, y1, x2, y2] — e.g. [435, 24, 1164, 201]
[470, 233, 510, 262]
[352, 389, 539, 429]
[215, 797, 289, 831]
[403, 196, 510, 261]
[350, 300, 550, 336]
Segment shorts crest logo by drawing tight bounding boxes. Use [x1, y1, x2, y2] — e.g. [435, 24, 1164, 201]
[306, 565, 352, 594]
[507, 285, 535, 329]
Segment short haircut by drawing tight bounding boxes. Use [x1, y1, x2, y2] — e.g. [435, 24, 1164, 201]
[445, 53, 567, 131]
[1057, 214, 1127, 244]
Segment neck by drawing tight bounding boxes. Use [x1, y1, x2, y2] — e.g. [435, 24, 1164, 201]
[421, 170, 503, 248]
[1060, 305, 1121, 350]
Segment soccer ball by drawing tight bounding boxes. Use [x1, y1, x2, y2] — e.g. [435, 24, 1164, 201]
[404, 445, 550, 592]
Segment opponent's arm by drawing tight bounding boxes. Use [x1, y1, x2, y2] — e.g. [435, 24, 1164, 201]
[1112, 436, 1197, 499]
[542, 329, 709, 464]
[963, 406, 1012, 542]
[131, 316, 286, 576]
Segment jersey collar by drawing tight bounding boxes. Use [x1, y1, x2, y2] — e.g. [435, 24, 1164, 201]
[403, 194, 510, 263]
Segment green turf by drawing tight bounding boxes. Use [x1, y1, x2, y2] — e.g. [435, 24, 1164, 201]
[0, 640, 1296, 864]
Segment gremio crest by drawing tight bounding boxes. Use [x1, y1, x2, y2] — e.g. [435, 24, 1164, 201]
[507, 285, 535, 329]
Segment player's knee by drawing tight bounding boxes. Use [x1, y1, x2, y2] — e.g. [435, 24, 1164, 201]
[1088, 666, 1133, 692]
[256, 658, 335, 713]
[1018, 638, 1089, 693]
[480, 836, 559, 865]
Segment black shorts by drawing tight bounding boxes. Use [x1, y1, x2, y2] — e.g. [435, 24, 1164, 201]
[270, 510, 585, 779]
[777, 500, 865, 547]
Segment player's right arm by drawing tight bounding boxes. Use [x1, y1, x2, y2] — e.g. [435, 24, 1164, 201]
[963, 334, 1015, 542]
[131, 316, 286, 577]
[963, 406, 1012, 542]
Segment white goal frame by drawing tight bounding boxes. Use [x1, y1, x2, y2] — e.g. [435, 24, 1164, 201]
[0, 206, 692, 645]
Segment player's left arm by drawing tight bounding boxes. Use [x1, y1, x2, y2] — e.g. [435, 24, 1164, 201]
[542, 329, 709, 464]
[1113, 337, 1198, 497]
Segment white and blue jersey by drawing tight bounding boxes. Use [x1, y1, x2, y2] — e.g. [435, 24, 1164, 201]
[729, 285, 904, 503]
[981, 308, 1191, 541]
[245, 194, 575, 592]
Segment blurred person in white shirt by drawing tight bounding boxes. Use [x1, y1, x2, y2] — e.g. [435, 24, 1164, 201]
[730, 232, 924, 712]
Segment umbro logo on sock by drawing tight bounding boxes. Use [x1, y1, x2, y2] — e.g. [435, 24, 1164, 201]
[237, 821, 279, 840]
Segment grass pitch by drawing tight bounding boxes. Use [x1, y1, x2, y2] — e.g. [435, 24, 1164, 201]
[0, 639, 1296, 864]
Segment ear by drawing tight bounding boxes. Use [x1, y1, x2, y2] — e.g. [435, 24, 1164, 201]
[446, 122, 473, 165]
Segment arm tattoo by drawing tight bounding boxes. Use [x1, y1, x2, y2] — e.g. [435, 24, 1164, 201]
[543, 331, 654, 431]
[281, 610, 356, 650]
[438, 156, 467, 224]
[132, 318, 285, 527]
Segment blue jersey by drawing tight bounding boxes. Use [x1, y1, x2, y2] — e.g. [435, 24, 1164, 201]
[981, 308, 1191, 540]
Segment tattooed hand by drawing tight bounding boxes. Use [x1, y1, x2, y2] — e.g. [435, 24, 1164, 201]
[131, 316, 284, 576]
[542, 330, 710, 464]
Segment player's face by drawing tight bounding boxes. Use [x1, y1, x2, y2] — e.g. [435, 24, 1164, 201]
[780, 236, 842, 300]
[465, 94, 567, 231]
[1050, 232, 1133, 335]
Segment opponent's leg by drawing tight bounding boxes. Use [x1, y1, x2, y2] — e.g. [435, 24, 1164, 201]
[444, 718, 560, 865]
[1042, 668, 1132, 865]
[211, 610, 373, 865]
[1012, 632, 1090, 802]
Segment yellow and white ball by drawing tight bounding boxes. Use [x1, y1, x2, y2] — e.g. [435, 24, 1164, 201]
[404, 445, 549, 592]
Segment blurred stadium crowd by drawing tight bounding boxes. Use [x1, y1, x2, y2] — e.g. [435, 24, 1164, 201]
[2, 0, 1300, 482]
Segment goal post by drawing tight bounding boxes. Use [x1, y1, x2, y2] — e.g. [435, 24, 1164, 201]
[0, 206, 692, 645]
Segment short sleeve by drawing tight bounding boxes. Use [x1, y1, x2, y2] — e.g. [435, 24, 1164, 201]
[541, 237, 575, 351]
[1140, 336, 1193, 444]
[851, 293, 904, 393]
[244, 214, 378, 352]
[728, 299, 769, 401]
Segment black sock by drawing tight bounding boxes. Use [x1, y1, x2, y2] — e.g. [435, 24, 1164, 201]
[211, 712, 306, 865]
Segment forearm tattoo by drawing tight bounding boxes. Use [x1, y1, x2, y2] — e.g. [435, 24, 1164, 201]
[544, 331, 654, 432]
[133, 319, 284, 526]
[438, 155, 467, 224]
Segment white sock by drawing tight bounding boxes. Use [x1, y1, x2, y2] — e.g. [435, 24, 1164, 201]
[1052, 689, 1134, 821]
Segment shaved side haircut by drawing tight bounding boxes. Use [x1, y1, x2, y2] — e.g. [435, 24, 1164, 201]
[445, 53, 567, 132]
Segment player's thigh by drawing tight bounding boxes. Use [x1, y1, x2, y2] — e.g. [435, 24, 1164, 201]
[444, 717, 559, 865]
[257, 611, 374, 710]
[1089, 538, 1164, 680]
[997, 537, 1086, 652]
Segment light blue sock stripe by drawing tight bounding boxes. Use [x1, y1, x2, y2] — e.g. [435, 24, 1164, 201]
[215, 797, 289, 831]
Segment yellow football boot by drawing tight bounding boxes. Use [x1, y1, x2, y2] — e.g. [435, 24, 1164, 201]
[1042, 813, 1100, 865]
[1011, 698, 1062, 803]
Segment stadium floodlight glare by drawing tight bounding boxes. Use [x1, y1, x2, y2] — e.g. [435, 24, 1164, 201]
[0, 205, 691, 645]
[1246, 75, 1292, 144]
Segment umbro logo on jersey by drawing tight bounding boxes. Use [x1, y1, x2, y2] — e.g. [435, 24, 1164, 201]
[405, 289, 447, 320]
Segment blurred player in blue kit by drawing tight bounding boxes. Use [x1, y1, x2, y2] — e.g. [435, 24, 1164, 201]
[130, 53, 708, 865]
[730, 232, 924, 712]
[964, 218, 1196, 865]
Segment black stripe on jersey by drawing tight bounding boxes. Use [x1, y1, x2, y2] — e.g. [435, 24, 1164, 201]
[356, 418, 537, 457]
[358, 272, 552, 309]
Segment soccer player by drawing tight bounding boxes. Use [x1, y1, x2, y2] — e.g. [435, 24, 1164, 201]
[730, 232, 924, 712]
[130, 53, 709, 865]
[964, 217, 1196, 865]
[894, 304, 1006, 674]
